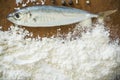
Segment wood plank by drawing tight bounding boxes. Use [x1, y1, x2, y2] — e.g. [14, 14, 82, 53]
[0, 0, 120, 38]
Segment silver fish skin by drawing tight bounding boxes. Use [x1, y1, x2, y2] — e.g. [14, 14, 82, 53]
[7, 6, 98, 27]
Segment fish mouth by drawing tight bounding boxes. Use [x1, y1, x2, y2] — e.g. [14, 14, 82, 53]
[7, 14, 13, 20]
[6, 13, 17, 25]
[6, 13, 15, 23]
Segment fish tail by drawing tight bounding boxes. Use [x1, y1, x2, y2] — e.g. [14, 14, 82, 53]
[98, 9, 117, 17]
[97, 9, 117, 23]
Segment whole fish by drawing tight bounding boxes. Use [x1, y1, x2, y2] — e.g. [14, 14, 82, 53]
[7, 6, 116, 27]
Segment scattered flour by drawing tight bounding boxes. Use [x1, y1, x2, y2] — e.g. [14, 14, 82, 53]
[0, 23, 120, 80]
[16, 0, 23, 6]
[5, 1, 120, 79]
[16, 0, 39, 6]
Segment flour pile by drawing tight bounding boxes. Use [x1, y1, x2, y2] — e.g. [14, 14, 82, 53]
[0, 23, 120, 80]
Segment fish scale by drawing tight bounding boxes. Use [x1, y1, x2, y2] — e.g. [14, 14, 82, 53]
[7, 6, 99, 27]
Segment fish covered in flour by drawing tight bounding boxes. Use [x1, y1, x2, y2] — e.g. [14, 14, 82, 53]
[7, 6, 117, 27]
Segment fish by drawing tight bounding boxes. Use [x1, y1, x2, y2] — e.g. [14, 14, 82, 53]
[7, 6, 117, 27]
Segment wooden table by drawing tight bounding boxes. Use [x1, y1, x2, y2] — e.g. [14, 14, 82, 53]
[0, 0, 120, 38]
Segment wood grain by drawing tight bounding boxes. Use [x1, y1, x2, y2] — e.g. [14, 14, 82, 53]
[0, 0, 120, 38]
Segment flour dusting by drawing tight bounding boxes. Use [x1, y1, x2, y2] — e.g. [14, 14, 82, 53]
[0, 23, 120, 80]
[16, 0, 23, 6]
[4, 0, 120, 80]
[16, 0, 38, 6]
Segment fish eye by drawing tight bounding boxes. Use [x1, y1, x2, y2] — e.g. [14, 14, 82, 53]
[14, 13, 22, 20]
[15, 13, 20, 18]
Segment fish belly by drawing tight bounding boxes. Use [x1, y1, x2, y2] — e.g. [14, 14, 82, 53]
[27, 11, 92, 27]
[18, 6, 98, 27]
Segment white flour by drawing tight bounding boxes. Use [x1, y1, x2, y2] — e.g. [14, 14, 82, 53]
[16, 0, 38, 6]
[0, 23, 120, 80]
[16, 0, 23, 6]
[2, 0, 120, 79]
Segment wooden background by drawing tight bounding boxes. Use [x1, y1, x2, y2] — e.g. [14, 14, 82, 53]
[0, 0, 120, 38]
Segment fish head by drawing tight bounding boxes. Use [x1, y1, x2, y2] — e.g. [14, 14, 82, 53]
[7, 9, 31, 26]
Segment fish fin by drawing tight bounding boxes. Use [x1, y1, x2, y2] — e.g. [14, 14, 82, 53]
[97, 9, 117, 23]
[98, 9, 117, 17]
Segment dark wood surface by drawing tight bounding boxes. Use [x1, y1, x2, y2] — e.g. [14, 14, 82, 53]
[0, 0, 120, 38]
